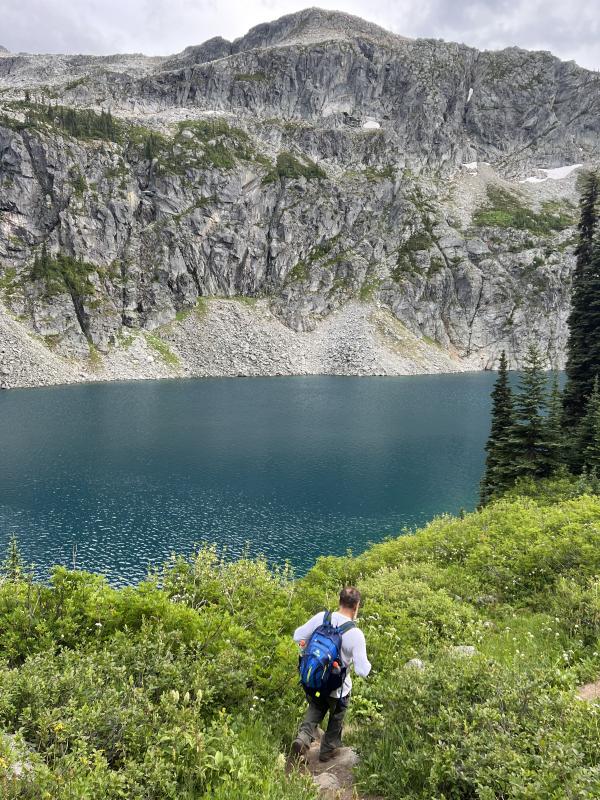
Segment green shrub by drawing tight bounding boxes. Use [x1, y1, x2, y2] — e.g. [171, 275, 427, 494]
[359, 277, 380, 300]
[356, 656, 600, 799]
[263, 152, 326, 183]
[550, 577, 600, 646]
[2, 483, 600, 797]
[0, 553, 311, 798]
[30, 248, 95, 298]
[69, 168, 87, 196]
[392, 230, 434, 279]
[364, 165, 395, 181]
[302, 493, 600, 605]
[124, 119, 262, 174]
[0, 267, 19, 300]
[473, 187, 576, 234]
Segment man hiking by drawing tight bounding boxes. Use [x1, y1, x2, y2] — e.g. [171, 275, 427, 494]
[291, 586, 371, 762]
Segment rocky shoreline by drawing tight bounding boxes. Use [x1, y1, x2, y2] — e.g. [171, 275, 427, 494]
[0, 298, 484, 390]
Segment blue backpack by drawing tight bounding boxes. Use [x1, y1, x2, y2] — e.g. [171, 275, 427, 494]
[299, 611, 356, 698]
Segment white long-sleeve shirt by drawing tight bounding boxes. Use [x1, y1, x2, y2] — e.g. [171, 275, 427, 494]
[294, 610, 371, 698]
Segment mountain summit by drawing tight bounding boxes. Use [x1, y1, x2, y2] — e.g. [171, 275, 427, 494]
[229, 7, 408, 51]
[167, 8, 408, 68]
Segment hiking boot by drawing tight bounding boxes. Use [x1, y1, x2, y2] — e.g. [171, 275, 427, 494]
[290, 739, 309, 762]
[318, 748, 338, 762]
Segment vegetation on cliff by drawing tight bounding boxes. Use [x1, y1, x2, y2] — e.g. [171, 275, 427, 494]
[30, 245, 96, 299]
[2, 478, 600, 798]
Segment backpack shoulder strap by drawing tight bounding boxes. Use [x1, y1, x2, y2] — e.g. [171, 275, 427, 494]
[337, 620, 356, 634]
[323, 610, 332, 625]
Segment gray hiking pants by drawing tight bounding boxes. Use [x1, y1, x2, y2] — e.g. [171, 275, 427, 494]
[296, 692, 350, 756]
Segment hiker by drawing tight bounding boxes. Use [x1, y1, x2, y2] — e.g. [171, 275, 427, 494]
[291, 586, 371, 762]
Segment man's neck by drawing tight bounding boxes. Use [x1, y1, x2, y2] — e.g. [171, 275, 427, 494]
[338, 607, 355, 620]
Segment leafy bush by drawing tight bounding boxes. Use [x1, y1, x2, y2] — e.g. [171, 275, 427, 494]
[2, 483, 600, 797]
[301, 493, 600, 604]
[357, 657, 600, 799]
[128, 119, 267, 174]
[0, 558, 310, 798]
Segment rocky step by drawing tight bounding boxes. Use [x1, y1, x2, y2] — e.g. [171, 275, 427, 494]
[307, 739, 359, 798]
[577, 679, 600, 701]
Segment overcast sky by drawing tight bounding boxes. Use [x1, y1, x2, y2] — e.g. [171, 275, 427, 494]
[1, 0, 599, 70]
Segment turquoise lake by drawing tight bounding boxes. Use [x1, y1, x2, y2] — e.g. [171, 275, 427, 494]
[0, 374, 499, 583]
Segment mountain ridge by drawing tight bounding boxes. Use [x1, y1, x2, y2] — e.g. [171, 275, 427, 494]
[0, 9, 598, 388]
[0, 8, 586, 68]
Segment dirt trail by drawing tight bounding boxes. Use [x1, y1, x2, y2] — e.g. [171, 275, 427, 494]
[577, 679, 600, 701]
[294, 730, 382, 800]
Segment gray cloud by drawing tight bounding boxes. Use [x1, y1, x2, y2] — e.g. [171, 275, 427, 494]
[1, 0, 598, 70]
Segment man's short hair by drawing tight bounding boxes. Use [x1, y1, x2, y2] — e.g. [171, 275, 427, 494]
[339, 586, 361, 610]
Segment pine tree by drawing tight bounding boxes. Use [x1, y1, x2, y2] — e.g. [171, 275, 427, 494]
[545, 372, 565, 473]
[480, 351, 515, 504]
[144, 132, 159, 161]
[1, 535, 24, 581]
[576, 376, 600, 473]
[563, 171, 600, 431]
[507, 343, 551, 482]
[40, 241, 50, 271]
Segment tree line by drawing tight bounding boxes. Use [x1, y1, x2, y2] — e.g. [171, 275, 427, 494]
[481, 171, 600, 504]
[21, 100, 119, 142]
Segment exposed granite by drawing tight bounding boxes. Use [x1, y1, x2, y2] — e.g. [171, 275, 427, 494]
[0, 8, 598, 388]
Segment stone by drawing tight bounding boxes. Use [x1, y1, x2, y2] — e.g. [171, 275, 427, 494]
[332, 747, 359, 768]
[313, 772, 340, 791]
[450, 645, 477, 657]
[1, 733, 32, 779]
[406, 657, 425, 669]
[476, 594, 498, 606]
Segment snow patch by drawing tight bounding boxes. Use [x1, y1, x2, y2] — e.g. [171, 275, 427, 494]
[362, 119, 381, 129]
[544, 164, 583, 179]
[467, 87, 473, 103]
[520, 164, 582, 184]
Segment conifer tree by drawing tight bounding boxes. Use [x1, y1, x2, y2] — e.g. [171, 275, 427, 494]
[32, 242, 49, 282]
[1, 535, 24, 581]
[507, 343, 551, 481]
[480, 351, 515, 504]
[576, 376, 600, 473]
[563, 171, 600, 431]
[545, 372, 565, 473]
[144, 132, 160, 161]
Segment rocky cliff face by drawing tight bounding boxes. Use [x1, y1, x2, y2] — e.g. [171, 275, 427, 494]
[1, 8, 599, 388]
